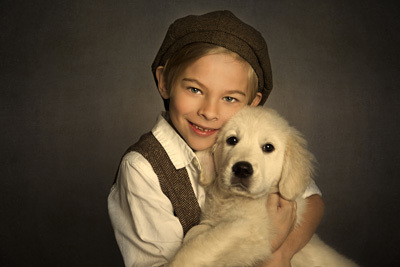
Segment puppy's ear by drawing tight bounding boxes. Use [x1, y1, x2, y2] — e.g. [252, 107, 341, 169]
[195, 146, 216, 186]
[279, 129, 315, 200]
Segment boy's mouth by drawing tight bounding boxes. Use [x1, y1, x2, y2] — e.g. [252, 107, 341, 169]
[192, 123, 216, 132]
[189, 121, 218, 136]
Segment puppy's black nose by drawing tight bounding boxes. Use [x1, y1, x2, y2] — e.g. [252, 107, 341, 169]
[232, 161, 253, 179]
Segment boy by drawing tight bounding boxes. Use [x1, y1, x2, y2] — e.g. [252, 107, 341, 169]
[108, 10, 324, 267]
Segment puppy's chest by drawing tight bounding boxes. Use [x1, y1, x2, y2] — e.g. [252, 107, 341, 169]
[201, 195, 269, 227]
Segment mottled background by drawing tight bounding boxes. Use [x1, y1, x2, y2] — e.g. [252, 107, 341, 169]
[1, 0, 399, 266]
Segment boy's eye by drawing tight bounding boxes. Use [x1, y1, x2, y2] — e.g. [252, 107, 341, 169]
[223, 96, 237, 103]
[189, 87, 202, 94]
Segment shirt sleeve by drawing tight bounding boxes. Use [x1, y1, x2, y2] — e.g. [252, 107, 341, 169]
[108, 152, 183, 267]
[301, 179, 322, 198]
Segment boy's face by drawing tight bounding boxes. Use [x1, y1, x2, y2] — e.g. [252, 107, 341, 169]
[158, 53, 261, 151]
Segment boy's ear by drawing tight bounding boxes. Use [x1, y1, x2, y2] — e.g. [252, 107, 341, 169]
[250, 92, 262, 106]
[155, 66, 169, 99]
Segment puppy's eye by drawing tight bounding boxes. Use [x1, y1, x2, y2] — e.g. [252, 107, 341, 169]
[262, 143, 274, 153]
[226, 136, 239, 146]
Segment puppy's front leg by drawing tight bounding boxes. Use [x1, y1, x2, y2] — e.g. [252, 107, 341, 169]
[170, 217, 271, 267]
[168, 222, 240, 267]
[183, 223, 211, 243]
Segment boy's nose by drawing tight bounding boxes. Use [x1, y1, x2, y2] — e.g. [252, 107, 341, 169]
[198, 101, 219, 121]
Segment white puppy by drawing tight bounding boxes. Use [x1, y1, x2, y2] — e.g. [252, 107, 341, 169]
[169, 106, 358, 267]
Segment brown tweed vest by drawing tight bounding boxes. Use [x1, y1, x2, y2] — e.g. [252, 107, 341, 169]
[114, 132, 201, 235]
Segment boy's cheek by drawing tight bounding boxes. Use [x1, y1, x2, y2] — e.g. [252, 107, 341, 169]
[169, 91, 198, 109]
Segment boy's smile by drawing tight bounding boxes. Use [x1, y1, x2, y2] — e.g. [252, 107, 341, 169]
[158, 53, 261, 151]
[188, 121, 218, 137]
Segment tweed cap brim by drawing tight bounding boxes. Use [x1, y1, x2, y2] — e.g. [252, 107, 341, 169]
[152, 10, 273, 106]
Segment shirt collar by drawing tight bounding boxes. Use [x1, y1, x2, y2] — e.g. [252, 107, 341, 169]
[152, 112, 196, 169]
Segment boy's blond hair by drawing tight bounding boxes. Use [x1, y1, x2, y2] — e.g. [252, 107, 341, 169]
[162, 43, 259, 104]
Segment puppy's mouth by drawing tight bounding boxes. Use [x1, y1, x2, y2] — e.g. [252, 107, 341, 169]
[230, 182, 249, 192]
[230, 176, 251, 191]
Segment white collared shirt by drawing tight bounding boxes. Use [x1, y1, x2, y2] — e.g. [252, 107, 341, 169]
[108, 113, 206, 267]
[108, 112, 321, 267]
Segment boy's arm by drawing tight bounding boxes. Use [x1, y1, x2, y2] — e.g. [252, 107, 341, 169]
[109, 152, 184, 266]
[263, 194, 325, 267]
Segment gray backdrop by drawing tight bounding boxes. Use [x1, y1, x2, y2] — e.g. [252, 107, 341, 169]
[1, 0, 399, 266]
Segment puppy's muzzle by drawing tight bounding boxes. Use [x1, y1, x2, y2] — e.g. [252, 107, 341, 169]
[231, 161, 253, 189]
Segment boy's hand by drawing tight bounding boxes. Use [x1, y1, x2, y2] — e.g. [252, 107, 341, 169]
[266, 193, 297, 252]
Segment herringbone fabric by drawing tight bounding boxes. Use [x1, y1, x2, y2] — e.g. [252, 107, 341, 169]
[115, 132, 201, 235]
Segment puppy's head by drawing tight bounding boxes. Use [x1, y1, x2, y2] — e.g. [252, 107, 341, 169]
[210, 106, 314, 200]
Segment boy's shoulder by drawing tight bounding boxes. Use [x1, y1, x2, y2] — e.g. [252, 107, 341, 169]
[123, 132, 161, 161]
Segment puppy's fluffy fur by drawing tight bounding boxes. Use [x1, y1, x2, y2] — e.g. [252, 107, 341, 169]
[169, 106, 357, 267]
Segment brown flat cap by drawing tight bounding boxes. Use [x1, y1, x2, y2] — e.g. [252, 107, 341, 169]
[151, 10, 273, 106]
